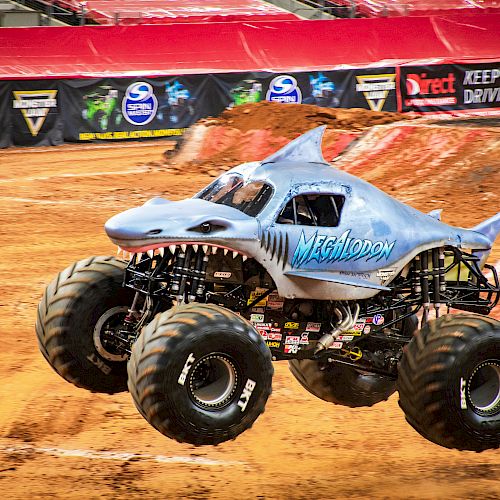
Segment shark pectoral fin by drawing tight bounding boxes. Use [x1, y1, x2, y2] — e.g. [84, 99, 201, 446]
[471, 212, 500, 268]
[284, 270, 390, 291]
[472, 212, 500, 245]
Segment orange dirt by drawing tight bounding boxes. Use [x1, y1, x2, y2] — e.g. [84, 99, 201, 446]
[0, 109, 499, 499]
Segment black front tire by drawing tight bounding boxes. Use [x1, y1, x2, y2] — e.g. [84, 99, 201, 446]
[289, 359, 396, 407]
[128, 303, 273, 445]
[36, 256, 135, 393]
[397, 314, 500, 452]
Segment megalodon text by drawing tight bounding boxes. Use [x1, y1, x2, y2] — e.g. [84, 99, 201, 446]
[292, 229, 395, 267]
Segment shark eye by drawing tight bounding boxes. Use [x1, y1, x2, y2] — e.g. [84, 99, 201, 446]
[188, 222, 226, 233]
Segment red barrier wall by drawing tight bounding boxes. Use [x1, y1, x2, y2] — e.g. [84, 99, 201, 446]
[0, 14, 499, 79]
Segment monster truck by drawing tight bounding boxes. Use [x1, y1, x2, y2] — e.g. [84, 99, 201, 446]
[36, 126, 500, 450]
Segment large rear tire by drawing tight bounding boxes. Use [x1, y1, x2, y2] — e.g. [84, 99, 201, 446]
[289, 359, 396, 407]
[397, 314, 500, 452]
[36, 256, 135, 393]
[128, 303, 273, 445]
[288, 313, 416, 407]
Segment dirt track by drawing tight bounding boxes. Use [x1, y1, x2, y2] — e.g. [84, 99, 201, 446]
[0, 116, 499, 498]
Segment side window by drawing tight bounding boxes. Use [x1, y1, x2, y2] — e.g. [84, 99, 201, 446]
[276, 194, 344, 227]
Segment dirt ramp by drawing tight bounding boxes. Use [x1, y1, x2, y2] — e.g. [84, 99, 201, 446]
[333, 122, 500, 229]
[171, 101, 413, 174]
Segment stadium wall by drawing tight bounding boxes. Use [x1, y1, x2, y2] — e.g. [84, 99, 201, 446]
[1, 14, 499, 146]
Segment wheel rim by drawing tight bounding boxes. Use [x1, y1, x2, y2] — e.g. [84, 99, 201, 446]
[93, 306, 129, 362]
[188, 354, 239, 409]
[468, 361, 500, 416]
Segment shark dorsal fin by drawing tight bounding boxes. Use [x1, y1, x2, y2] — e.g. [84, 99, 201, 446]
[261, 125, 328, 165]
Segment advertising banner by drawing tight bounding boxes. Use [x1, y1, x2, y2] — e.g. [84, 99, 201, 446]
[59, 76, 217, 142]
[399, 63, 500, 115]
[219, 67, 397, 112]
[8, 79, 63, 146]
[0, 81, 11, 148]
[1, 62, 497, 147]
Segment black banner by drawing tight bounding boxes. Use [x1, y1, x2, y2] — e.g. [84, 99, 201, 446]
[0, 81, 11, 148]
[2, 62, 498, 147]
[400, 63, 500, 114]
[217, 68, 397, 112]
[60, 76, 214, 142]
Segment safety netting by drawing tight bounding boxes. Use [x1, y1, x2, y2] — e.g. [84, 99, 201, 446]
[50, 0, 299, 24]
[330, 0, 500, 17]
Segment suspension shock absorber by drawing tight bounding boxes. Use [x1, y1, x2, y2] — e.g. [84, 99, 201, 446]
[169, 246, 185, 296]
[188, 246, 209, 302]
[177, 246, 193, 303]
[420, 250, 430, 325]
[413, 254, 421, 295]
[432, 248, 441, 318]
[439, 247, 446, 293]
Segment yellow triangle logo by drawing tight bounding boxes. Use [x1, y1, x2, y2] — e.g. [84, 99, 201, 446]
[12, 90, 58, 137]
[355, 74, 396, 112]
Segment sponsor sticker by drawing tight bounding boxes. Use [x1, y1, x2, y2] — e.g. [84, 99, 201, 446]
[267, 332, 282, 341]
[300, 333, 310, 345]
[247, 288, 269, 306]
[250, 314, 265, 324]
[266, 341, 281, 349]
[345, 320, 366, 335]
[284, 322, 299, 330]
[306, 322, 321, 333]
[284, 344, 300, 354]
[329, 341, 343, 349]
[337, 335, 354, 341]
[373, 314, 384, 326]
[285, 336, 300, 345]
[214, 271, 232, 279]
[377, 268, 396, 281]
[267, 293, 285, 311]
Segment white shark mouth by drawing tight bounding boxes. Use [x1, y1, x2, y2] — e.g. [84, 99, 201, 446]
[116, 242, 248, 262]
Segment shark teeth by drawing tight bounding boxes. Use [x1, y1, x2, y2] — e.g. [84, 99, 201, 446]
[124, 244, 250, 261]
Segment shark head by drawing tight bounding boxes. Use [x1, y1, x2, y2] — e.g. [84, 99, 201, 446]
[104, 196, 260, 257]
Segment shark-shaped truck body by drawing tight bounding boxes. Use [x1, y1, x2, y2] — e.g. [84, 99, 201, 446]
[37, 126, 500, 451]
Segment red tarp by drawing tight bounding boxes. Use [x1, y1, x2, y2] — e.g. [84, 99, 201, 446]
[52, 0, 299, 24]
[0, 14, 499, 79]
[331, 0, 500, 17]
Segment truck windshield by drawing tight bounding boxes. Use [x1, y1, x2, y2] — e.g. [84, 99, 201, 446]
[198, 174, 273, 217]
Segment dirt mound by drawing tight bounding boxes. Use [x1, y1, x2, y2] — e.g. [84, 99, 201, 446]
[201, 101, 414, 136]
[168, 102, 414, 175]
